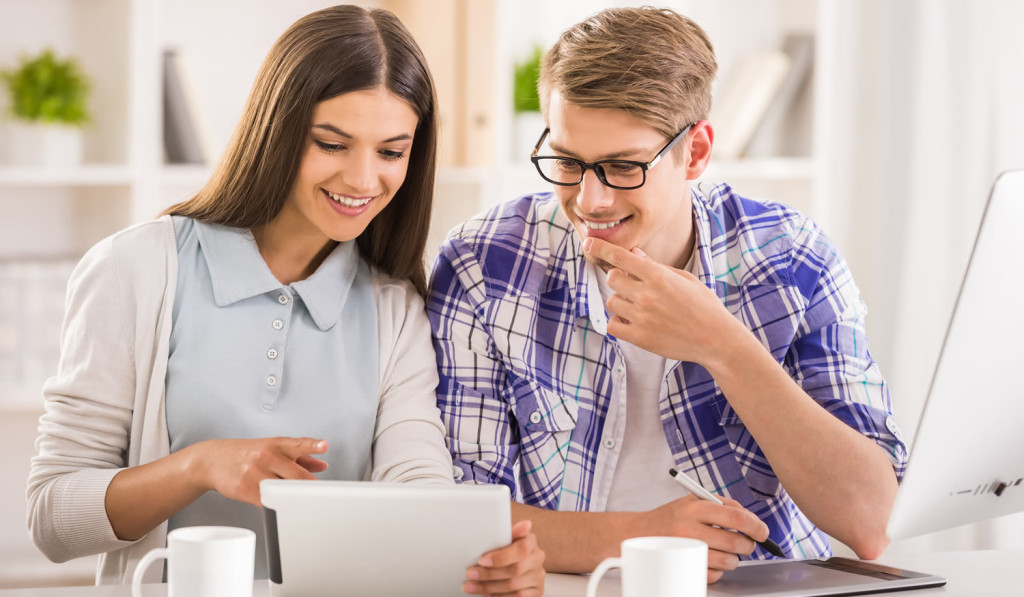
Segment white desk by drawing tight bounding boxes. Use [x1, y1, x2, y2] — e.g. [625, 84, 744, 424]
[1, 550, 1019, 596]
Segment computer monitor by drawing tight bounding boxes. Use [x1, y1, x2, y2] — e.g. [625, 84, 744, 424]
[886, 169, 1024, 540]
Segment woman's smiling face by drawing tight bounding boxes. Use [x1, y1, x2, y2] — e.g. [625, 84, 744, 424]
[282, 87, 419, 246]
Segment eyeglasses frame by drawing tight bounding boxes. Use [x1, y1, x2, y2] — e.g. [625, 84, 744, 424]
[529, 123, 695, 190]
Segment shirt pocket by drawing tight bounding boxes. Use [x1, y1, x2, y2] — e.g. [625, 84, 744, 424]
[511, 375, 579, 434]
[719, 409, 782, 500]
[510, 375, 579, 486]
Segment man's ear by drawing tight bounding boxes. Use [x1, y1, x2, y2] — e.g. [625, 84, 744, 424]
[684, 120, 714, 180]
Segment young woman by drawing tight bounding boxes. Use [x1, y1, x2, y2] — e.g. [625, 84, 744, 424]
[27, 6, 544, 595]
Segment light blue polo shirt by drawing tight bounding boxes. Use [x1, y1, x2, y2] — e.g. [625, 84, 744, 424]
[165, 216, 378, 578]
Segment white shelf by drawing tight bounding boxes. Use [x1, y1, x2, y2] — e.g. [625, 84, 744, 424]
[160, 163, 212, 185]
[0, 165, 133, 187]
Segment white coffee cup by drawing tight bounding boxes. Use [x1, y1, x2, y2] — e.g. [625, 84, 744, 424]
[587, 536, 708, 597]
[131, 526, 256, 597]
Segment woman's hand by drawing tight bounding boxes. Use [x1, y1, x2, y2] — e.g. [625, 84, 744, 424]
[106, 436, 328, 541]
[463, 520, 546, 596]
[191, 437, 329, 506]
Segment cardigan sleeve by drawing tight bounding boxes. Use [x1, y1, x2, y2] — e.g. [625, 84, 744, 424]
[26, 235, 140, 562]
[368, 272, 455, 486]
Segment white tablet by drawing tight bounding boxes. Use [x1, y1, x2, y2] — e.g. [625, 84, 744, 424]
[260, 479, 511, 597]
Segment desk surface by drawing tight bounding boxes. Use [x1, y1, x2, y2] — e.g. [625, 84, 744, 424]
[1, 550, 1019, 596]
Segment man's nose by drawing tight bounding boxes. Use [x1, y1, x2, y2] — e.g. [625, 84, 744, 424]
[575, 168, 615, 214]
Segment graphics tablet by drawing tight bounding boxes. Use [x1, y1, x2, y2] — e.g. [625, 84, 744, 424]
[260, 480, 511, 597]
[708, 557, 945, 596]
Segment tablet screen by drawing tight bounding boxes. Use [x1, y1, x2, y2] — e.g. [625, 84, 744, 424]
[709, 557, 945, 597]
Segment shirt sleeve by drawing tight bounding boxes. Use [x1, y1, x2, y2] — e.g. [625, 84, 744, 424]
[370, 274, 455, 486]
[426, 237, 522, 497]
[26, 238, 138, 563]
[786, 222, 909, 480]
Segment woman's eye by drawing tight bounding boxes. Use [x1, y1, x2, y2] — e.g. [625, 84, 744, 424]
[314, 139, 344, 153]
[380, 149, 406, 161]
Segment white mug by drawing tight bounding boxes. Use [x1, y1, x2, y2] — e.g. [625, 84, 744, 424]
[587, 536, 708, 597]
[131, 526, 256, 597]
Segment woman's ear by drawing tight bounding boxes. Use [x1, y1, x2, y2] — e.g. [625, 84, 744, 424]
[684, 120, 714, 180]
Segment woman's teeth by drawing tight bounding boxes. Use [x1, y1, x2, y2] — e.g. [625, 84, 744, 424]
[326, 190, 372, 208]
[583, 218, 623, 230]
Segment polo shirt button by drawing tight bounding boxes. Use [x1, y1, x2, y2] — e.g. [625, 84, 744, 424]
[278, 294, 289, 305]
[603, 438, 615, 449]
[267, 375, 278, 387]
[272, 319, 284, 330]
[267, 348, 278, 359]
[529, 411, 542, 424]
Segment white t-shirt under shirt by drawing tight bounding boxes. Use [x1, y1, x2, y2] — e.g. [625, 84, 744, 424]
[598, 249, 699, 512]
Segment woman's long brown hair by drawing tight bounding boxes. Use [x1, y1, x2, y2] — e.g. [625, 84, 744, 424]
[164, 5, 438, 295]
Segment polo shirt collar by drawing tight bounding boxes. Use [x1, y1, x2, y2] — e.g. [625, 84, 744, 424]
[194, 220, 358, 331]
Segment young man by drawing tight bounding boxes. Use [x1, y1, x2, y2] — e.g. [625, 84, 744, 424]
[427, 7, 907, 583]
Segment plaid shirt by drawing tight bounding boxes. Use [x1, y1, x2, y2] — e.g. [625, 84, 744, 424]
[427, 183, 908, 560]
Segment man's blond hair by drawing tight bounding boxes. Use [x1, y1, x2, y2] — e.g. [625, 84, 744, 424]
[539, 6, 717, 146]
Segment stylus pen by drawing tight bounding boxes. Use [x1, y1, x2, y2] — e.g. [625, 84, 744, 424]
[668, 468, 786, 558]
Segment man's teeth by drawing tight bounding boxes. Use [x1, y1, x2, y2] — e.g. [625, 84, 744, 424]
[583, 218, 623, 230]
[326, 190, 372, 207]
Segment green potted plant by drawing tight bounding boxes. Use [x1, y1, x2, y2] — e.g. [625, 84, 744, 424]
[0, 48, 91, 166]
[511, 45, 545, 161]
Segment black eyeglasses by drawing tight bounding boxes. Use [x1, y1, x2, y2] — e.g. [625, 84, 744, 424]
[529, 123, 694, 190]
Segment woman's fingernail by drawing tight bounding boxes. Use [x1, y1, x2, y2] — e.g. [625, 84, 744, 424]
[466, 568, 479, 580]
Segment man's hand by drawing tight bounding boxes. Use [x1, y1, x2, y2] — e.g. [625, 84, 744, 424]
[643, 495, 770, 583]
[582, 237, 751, 368]
[464, 520, 546, 596]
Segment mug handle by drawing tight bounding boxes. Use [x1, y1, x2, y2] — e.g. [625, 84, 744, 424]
[131, 547, 170, 597]
[586, 556, 622, 597]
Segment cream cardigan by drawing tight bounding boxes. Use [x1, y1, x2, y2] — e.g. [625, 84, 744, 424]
[26, 216, 454, 584]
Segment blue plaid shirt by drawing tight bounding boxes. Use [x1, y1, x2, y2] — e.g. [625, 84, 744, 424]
[427, 183, 908, 560]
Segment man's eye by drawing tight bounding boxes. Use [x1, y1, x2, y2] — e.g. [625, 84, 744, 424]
[554, 159, 579, 171]
[606, 162, 640, 174]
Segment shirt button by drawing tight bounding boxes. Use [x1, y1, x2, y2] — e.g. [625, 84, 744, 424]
[267, 348, 278, 359]
[603, 438, 616, 449]
[278, 294, 289, 305]
[529, 411, 542, 425]
[272, 319, 284, 330]
[266, 375, 278, 387]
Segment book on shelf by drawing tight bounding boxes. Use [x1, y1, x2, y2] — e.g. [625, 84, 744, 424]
[709, 39, 804, 160]
[162, 48, 215, 165]
[744, 33, 816, 158]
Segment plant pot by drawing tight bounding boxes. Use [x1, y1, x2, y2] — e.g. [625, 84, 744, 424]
[4, 120, 84, 167]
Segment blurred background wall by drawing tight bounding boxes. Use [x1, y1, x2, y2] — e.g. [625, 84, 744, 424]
[0, 0, 1021, 587]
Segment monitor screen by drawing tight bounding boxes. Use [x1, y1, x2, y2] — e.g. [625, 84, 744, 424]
[886, 169, 1024, 540]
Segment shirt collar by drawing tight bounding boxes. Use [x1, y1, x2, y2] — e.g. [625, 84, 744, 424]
[194, 220, 359, 331]
[689, 185, 722, 293]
